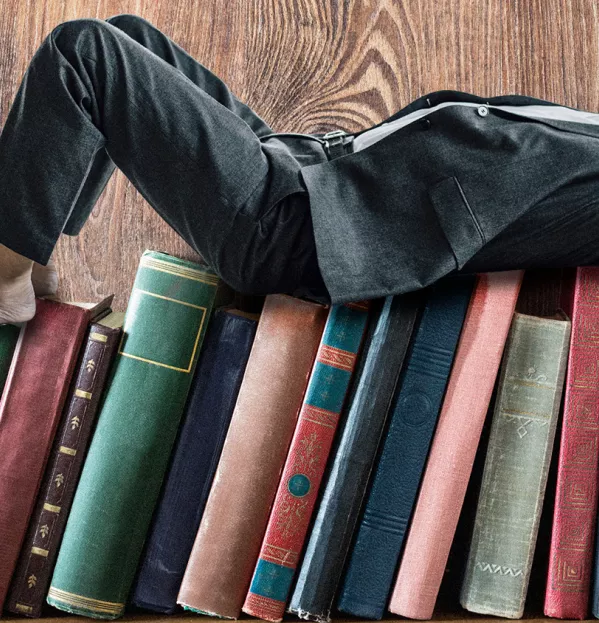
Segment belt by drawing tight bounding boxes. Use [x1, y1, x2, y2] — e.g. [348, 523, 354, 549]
[258, 130, 355, 161]
[320, 130, 354, 160]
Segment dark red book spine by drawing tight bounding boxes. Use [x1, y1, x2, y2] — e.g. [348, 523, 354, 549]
[0, 298, 94, 610]
[6, 319, 122, 617]
[545, 267, 599, 619]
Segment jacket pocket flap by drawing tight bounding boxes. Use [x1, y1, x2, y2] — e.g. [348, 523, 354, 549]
[428, 176, 485, 269]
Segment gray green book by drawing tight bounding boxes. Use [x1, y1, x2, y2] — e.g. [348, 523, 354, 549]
[47, 250, 221, 620]
[460, 311, 571, 619]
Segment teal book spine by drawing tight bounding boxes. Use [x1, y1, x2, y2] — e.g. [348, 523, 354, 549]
[47, 250, 220, 620]
[460, 312, 571, 619]
[0, 323, 20, 392]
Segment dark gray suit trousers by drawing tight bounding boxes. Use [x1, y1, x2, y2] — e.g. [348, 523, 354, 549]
[2, 14, 599, 305]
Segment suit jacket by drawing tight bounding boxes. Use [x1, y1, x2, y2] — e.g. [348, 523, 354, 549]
[301, 90, 599, 304]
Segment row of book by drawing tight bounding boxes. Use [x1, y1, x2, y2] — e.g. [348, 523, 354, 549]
[0, 250, 598, 622]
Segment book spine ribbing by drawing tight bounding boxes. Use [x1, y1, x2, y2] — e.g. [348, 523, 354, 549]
[460, 312, 571, 619]
[6, 320, 122, 617]
[337, 275, 475, 620]
[242, 301, 370, 622]
[389, 271, 523, 620]
[288, 292, 421, 623]
[47, 251, 220, 620]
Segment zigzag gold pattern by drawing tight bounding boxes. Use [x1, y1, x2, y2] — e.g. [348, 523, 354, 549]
[245, 592, 285, 614]
[300, 404, 339, 429]
[262, 543, 298, 567]
[319, 344, 356, 371]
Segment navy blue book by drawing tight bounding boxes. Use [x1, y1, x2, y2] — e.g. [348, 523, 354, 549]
[288, 292, 421, 623]
[337, 275, 475, 620]
[130, 307, 259, 614]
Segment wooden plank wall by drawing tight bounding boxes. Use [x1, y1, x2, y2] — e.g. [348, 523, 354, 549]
[0, 0, 595, 309]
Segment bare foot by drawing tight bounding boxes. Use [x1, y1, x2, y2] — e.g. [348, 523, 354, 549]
[0, 244, 36, 324]
[32, 258, 59, 297]
[0, 273, 36, 324]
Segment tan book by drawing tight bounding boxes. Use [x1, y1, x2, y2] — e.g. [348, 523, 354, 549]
[177, 294, 328, 619]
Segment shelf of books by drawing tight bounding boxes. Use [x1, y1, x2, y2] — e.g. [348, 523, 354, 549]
[0, 251, 597, 623]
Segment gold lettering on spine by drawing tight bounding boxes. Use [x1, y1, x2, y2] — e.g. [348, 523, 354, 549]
[31, 547, 49, 557]
[89, 333, 108, 343]
[59, 446, 77, 456]
[43, 503, 60, 513]
[15, 604, 33, 613]
[75, 389, 92, 400]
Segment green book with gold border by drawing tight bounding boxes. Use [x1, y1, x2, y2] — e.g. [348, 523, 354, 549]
[47, 250, 221, 619]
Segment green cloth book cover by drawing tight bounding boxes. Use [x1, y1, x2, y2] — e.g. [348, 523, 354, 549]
[47, 250, 220, 619]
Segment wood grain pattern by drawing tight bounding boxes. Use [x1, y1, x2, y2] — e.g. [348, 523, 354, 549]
[0, 0, 595, 309]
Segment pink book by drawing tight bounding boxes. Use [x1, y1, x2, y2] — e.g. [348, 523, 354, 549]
[388, 271, 523, 620]
[544, 267, 599, 619]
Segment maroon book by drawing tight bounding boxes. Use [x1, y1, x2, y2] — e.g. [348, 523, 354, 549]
[6, 312, 124, 617]
[0, 296, 112, 610]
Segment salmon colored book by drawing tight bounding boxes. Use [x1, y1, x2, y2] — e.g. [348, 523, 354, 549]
[388, 271, 523, 620]
[177, 294, 328, 619]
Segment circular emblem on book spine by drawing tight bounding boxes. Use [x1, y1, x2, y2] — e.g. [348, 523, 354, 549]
[288, 473, 311, 497]
[399, 390, 433, 426]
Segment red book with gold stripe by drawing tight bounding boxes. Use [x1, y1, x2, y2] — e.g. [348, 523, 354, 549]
[0, 296, 112, 611]
[242, 301, 370, 622]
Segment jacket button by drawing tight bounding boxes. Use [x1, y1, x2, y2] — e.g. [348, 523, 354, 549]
[477, 105, 489, 117]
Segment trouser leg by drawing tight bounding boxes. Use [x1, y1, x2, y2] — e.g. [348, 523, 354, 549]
[64, 13, 276, 236]
[0, 16, 319, 297]
[104, 14, 273, 138]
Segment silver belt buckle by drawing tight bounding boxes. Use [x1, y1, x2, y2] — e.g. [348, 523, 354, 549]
[322, 130, 348, 159]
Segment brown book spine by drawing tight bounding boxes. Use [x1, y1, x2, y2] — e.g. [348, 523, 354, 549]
[5, 321, 122, 617]
[177, 294, 328, 619]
